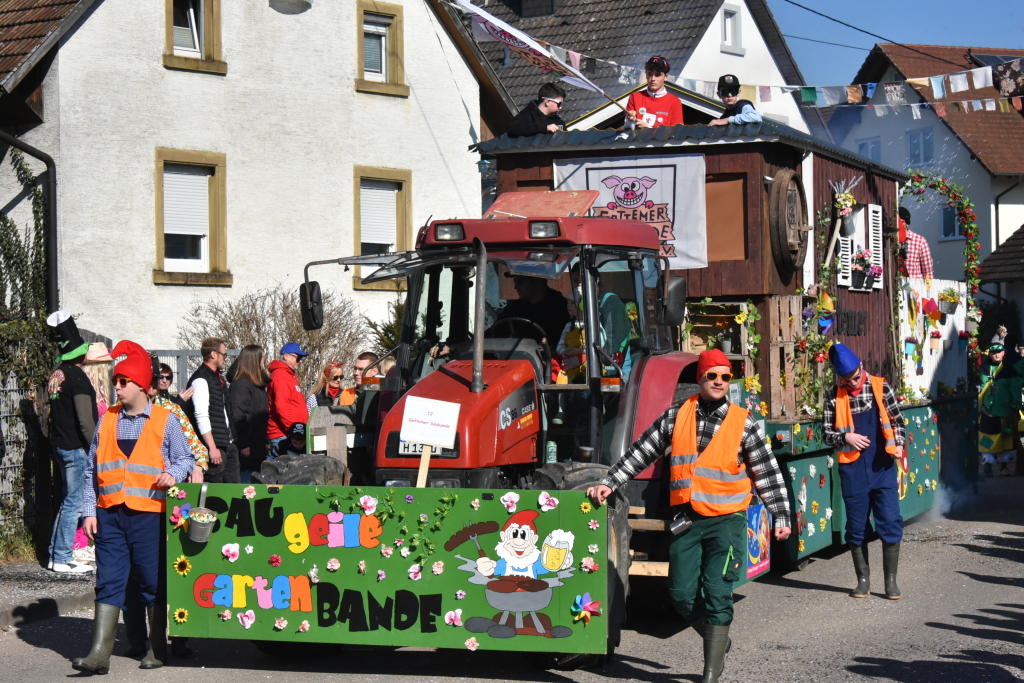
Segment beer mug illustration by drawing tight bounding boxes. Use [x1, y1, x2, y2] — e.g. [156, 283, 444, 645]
[541, 529, 575, 572]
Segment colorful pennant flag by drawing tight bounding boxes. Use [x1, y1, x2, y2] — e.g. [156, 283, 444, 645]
[758, 85, 772, 103]
[846, 85, 863, 103]
[822, 86, 845, 106]
[998, 98, 1012, 113]
[905, 77, 929, 88]
[911, 104, 922, 120]
[929, 76, 946, 99]
[984, 99, 996, 111]
[1014, 97, 1023, 111]
[865, 83, 877, 99]
[884, 82, 907, 107]
[934, 102, 947, 117]
[971, 99, 983, 111]
[801, 87, 818, 103]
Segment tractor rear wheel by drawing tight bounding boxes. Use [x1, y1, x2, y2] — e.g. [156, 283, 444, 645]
[525, 462, 631, 670]
[251, 454, 346, 486]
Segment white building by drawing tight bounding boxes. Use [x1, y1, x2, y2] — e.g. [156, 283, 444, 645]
[828, 44, 1024, 307]
[0, 0, 497, 349]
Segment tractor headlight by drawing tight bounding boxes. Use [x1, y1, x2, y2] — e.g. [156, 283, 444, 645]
[529, 221, 560, 239]
[435, 223, 465, 241]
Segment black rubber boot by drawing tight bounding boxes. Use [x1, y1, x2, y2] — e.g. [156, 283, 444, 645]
[123, 642, 148, 658]
[72, 603, 120, 675]
[882, 542, 901, 600]
[140, 605, 167, 669]
[701, 624, 730, 683]
[850, 545, 870, 598]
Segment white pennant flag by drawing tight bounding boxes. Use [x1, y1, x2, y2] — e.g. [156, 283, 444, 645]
[911, 104, 922, 120]
[970, 66, 993, 89]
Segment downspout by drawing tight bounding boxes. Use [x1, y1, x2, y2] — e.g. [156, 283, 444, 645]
[0, 129, 57, 313]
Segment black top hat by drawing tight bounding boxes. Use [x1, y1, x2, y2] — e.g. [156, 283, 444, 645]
[46, 310, 89, 362]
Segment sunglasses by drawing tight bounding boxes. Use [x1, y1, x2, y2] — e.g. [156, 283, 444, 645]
[159, 374, 173, 381]
[703, 371, 732, 382]
[545, 98, 563, 108]
[113, 377, 134, 388]
[719, 90, 740, 98]
[329, 374, 343, 381]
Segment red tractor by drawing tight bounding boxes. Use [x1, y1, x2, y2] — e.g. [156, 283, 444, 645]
[293, 192, 696, 666]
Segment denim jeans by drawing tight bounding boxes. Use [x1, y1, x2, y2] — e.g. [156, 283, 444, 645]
[48, 447, 87, 565]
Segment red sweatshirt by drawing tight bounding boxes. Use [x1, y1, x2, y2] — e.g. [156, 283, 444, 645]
[626, 88, 684, 127]
[267, 360, 307, 439]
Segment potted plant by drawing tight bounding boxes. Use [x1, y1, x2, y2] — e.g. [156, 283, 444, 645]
[929, 329, 942, 351]
[829, 177, 863, 237]
[958, 330, 970, 351]
[905, 336, 919, 355]
[966, 306, 981, 334]
[851, 248, 874, 289]
[715, 316, 734, 354]
[937, 287, 960, 314]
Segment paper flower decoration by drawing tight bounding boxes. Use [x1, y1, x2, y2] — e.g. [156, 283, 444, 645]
[588, 544, 599, 554]
[171, 503, 191, 530]
[173, 555, 192, 577]
[571, 593, 602, 626]
[909, 472, 916, 483]
[465, 637, 479, 651]
[222, 543, 240, 563]
[826, 456, 834, 468]
[377, 570, 386, 581]
[470, 499, 480, 510]
[932, 480, 938, 490]
[444, 609, 463, 627]
[798, 540, 805, 552]
[588, 520, 600, 530]
[825, 507, 833, 519]
[218, 609, 231, 621]
[308, 565, 320, 584]
[327, 558, 340, 572]
[274, 617, 288, 631]
[400, 547, 411, 558]
[405, 495, 415, 503]
[408, 564, 422, 580]
[581, 557, 600, 573]
[173, 608, 188, 624]
[381, 546, 393, 558]
[789, 467, 797, 479]
[419, 513, 429, 523]
[819, 474, 827, 488]
[358, 560, 367, 575]
[500, 491, 519, 513]
[455, 590, 466, 600]
[177, 489, 187, 500]
[432, 561, 444, 575]
[808, 464, 817, 477]
[820, 518, 827, 532]
[394, 539, 404, 547]
[238, 610, 255, 629]
[167, 486, 179, 499]
[359, 495, 378, 515]
[811, 501, 819, 515]
[297, 620, 310, 633]
[244, 545, 253, 554]
[924, 479, 931, 490]
[538, 491, 559, 512]
[243, 485, 256, 500]
[917, 484, 924, 495]
[269, 554, 282, 567]
[579, 501, 593, 514]
[807, 522, 816, 537]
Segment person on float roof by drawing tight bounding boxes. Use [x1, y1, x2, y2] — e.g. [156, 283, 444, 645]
[624, 56, 684, 129]
[709, 74, 762, 126]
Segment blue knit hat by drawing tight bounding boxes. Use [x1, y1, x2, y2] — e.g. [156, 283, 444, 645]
[828, 343, 861, 376]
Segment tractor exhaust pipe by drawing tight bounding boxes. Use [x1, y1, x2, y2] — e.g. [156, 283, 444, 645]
[471, 237, 487, 393]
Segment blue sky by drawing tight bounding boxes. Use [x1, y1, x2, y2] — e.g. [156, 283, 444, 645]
[766, 0, 1024, 86]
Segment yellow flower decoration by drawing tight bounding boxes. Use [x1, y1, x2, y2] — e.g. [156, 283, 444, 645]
[819, 518, 827, 532]
[917, 484, 923, 495]
[930, 450, 936, 460]
[759, 401, 768, 417]
[811, 501, 819, 515]
[798, 540, 805, 552]
[579, 501, 593, 514]
[734, 312, 748, 325]
[173, 608, 189, 624]
[909, 472, 916, 483]
[173, 555, 192, 577]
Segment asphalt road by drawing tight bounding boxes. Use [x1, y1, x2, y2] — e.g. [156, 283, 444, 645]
[2, 476, 1022, 682]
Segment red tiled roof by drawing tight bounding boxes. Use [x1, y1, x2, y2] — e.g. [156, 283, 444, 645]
[877, 44, 1024, 175]
[0, 0, 82, 88]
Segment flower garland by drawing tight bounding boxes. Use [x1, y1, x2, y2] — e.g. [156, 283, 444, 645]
[904, 171, 981, 373]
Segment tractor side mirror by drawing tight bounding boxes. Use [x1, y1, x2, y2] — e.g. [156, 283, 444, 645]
[300, 281, 324, 331]
[661, 276, 687, 327]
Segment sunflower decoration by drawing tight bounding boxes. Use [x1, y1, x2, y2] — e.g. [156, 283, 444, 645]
[173, 608, 189, 624]
[579, 501, 593, 514]
[173, 555, 192, 577]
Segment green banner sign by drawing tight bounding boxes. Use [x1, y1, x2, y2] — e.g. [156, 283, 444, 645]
[166, 483, 609, 653]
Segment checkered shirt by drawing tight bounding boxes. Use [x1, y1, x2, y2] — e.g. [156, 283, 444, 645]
[903, 230, 934, 279]
[822, 377, 906, 450]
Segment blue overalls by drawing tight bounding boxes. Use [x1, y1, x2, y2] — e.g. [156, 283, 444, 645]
[837, 399, 903, 546]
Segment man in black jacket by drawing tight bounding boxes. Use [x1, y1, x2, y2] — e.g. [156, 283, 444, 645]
[187, 337, 240, 482]
[508, 83, 566, 137]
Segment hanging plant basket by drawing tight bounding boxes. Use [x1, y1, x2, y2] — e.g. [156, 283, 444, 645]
[937, 300, 959, 314]
[966, 319, 979, 334]
[929, 337, 941, 350]
[958, 338, 969, 351]
[905, 341, 917, 355]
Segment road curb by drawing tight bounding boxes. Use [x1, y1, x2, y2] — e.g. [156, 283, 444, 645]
[0, 590, 95, 628]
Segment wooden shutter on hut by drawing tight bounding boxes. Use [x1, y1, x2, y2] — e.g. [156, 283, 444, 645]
[868, 204, 884, 290]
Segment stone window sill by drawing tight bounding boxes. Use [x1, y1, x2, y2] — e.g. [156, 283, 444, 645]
[163, 55, 228, 75]
[153, 270, 233, 286]
[355, 79, 409, 98]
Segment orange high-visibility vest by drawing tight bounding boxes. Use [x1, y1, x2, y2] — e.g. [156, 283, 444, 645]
[669, 395, 753, 515]
[340, 387, 356, 406]
[96, 403, 171, 513]
[834, 375, 897, 464]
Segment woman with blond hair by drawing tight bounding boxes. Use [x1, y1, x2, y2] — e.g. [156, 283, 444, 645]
[306, 361, 345, 414]
[228, 345, 270, 481]
[82, 344, 114, 417]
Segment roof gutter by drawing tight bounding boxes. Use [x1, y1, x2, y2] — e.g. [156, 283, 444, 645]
[0, 129, 58, 313]
[994, 175, 1022, 248]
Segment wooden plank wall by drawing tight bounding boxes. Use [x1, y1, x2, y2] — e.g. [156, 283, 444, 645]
[766, 296, 802, 418]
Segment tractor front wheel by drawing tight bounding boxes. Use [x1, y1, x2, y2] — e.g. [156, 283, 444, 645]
[250, 454, 347, 486]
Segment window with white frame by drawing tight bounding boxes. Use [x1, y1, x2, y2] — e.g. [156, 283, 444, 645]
[942, 206, 962, 238]
[163, 163, 212, 273]
[359, 179, 400, 255]
[720, 4, 745, 56]
[172, 0, 202, 58]
[908, 128, 934, 166]
[857, 137, 881, 163]
[363, 15, 391, 83]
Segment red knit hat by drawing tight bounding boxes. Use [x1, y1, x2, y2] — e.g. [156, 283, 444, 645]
[502, 509, 539, 534]
[110, 340, 154, 390]
[697, 348, 731, 379]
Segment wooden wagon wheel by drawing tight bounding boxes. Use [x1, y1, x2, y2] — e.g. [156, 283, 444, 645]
[769, 168, 811, 282]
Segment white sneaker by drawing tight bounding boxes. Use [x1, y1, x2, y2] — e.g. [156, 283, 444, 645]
[50, 562, 94, 574]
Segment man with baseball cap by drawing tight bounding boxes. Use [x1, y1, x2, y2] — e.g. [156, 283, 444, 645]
[624, 55, 684, 129]
[268, 342, 309, 453]
[73, 341, 196, 674]
[588, 349, 790, 683]
[708, 74, 762, 127]
[823, 343, 906, 600]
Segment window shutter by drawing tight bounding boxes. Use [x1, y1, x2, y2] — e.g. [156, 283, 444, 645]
[360, 179, 400, 251]
[868, 204, 884, 289]
[164, 164, 211, 236]
[363, 33, 383, 73]
[837, 236, 852, 287]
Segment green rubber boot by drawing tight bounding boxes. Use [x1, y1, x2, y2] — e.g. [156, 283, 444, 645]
[140, 605, 167, 669]
[72, 603, 120, 675]
[850, 545, 870, 598]
[701, 624, 731, 683]
[882, 542, 901, 600]
[687, 616, 731, 652]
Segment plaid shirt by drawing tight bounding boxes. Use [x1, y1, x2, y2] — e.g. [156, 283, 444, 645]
[903, 230, 934, 279]
[601, 399, 792, 529]
[822, 377, 906, 450]
[82, 401, 196, 517]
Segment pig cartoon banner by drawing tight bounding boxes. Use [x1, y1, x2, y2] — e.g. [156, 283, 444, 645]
[166, 484, 609, 653]
[553, 155, 708, 269]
